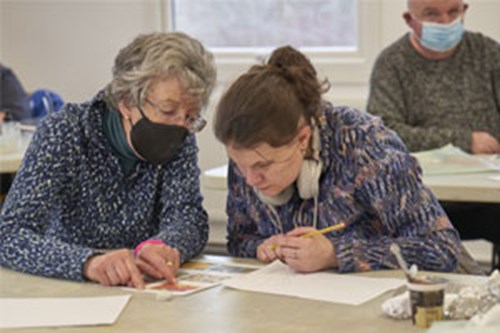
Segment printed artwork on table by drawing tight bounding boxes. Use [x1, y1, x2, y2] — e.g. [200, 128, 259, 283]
[131, 259, 260, 296]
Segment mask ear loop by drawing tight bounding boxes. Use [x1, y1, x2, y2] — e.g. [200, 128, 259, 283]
[126, 116, 133, 128]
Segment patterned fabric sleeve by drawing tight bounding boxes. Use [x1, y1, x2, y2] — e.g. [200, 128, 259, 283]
[334, 120, 461, 272]
[0, 95, 210, 280]
[153, 134, 209, 263]
[0, 108, 96, 280]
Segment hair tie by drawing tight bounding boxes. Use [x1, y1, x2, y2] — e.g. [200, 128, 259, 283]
[274, 61, 285, 70]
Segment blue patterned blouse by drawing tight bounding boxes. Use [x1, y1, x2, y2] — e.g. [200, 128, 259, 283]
[226, 103, 461, 272]
[0, 91, 208, 281]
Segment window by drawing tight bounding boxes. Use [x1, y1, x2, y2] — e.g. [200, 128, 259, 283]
[164, 0, 381, 85]
[171, 0, 356, 51]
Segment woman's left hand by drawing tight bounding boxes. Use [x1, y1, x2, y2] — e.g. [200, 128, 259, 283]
[135, 243, 180, 284]
[274, 227, 338, 272]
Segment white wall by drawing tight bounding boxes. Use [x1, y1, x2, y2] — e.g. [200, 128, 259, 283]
[1, 0, 500, 247]
[0, 0, 163, 102]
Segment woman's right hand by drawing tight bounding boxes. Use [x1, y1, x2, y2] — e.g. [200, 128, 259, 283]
[83, 249, 144, 289]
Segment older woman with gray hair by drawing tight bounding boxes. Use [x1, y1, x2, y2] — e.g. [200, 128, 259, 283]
[0, 32, 216, 288]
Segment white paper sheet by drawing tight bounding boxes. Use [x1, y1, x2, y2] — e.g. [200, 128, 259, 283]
[412, 144, 500, 175]
[0, 294, 131, 329]
[223, 261, 404, 305]
[489, 175, 500, 181]
[427, 320, 500, 333]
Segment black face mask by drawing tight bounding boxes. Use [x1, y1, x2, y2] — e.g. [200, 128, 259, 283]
[129, 109, 188, 166]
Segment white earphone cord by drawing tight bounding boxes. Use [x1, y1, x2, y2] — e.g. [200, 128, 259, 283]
[265, 195, 318, 235]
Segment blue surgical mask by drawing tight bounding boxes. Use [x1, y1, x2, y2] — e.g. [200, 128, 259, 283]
[420, 17, 464, 52]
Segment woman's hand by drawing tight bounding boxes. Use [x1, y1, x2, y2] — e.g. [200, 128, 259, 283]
[135, 242, 180, 284]
[256, 234, 287, 263]
[274, 227, 338, 272]
[83, 249, 144, 288]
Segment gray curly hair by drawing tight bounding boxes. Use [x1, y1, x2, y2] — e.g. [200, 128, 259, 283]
[105, 32, 216, 112]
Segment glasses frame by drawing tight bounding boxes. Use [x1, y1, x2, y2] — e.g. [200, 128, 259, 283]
[138, 89, 207, 133]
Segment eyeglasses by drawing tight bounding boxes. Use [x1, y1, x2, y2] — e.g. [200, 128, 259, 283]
[138, 90, 206, 133]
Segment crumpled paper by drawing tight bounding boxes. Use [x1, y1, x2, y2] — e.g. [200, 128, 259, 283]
[381, 291, 412, 319]
[447, 270, 500, 320]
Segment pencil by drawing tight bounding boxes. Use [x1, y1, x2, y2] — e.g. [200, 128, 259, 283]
[300, 222, 347, 238]
[267, 222, 347, 250]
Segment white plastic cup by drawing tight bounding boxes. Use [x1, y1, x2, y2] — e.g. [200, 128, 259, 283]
[0, 121, 21, 154]
[407, 277, 447, 328]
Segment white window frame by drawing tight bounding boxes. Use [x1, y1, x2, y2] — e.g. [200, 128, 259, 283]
[161, 0, 381, 85]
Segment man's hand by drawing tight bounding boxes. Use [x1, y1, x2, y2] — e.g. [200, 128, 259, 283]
[83, 249, 144, 289]
[471, 131, 500, 154]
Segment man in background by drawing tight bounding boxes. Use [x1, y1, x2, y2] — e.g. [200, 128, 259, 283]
[0, 63, 31, 123]
[366, 0, 500, 256]
[0, 64, 31, 207]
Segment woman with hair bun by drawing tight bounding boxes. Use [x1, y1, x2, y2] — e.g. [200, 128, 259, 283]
[214, 45, 461, 273]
